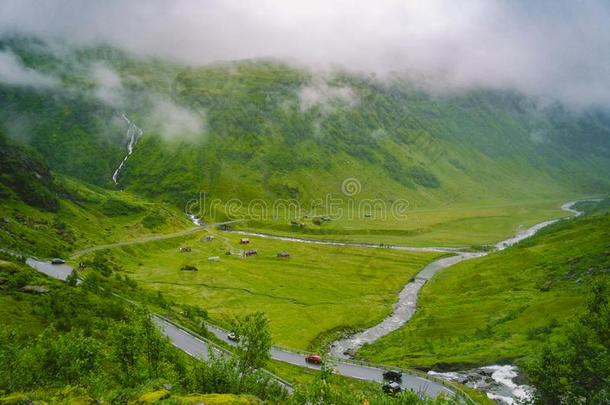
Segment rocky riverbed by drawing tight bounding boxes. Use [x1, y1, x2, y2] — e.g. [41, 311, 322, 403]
[429, 365, 532, 404]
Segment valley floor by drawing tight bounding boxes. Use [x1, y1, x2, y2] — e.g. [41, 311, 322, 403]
[358, 205, 610, 369]
[70, 197, 595, 356]
[233, 198, 575, 247]
[77, 230, 444, 350]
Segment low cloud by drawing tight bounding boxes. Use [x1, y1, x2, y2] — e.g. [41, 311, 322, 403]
[90, 63, 125, 108]
[299, 82, 358, 112]
[0, 49, 59, 89]
[148, 96, 205, 140]
[0, 1, 609, 108]
[87, 64, 204, 140]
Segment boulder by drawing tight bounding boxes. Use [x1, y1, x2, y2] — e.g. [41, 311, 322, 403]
[20, 285, 49, 294]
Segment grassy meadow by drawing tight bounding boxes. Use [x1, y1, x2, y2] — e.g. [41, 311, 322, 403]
[78, 229, 444, 350]
[232, 198, 574, 247]
[357, 208, 610, 369]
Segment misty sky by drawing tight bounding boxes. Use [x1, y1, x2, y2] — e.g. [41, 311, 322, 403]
[1, 0, 609, 107]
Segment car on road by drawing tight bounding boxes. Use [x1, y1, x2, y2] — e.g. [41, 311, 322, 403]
[382, 381, 402, 396]
[51, 258, 65, 265]
[383, 370, 402, 383]
[227, 331, 239, 342]
[305, 354, 322, 364]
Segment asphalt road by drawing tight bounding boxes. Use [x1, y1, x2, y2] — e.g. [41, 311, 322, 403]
[26, 200, 594, 400]
[26, 259, 453, 397]
[202, 321, 454, 397]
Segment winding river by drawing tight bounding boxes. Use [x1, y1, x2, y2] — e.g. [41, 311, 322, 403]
[25, 199, 596, 401]
[328, 201, 587, 358]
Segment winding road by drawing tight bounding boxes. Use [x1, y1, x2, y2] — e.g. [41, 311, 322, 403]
[26, 200, 594, 399]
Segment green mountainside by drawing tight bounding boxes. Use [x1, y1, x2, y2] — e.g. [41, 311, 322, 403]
[359, 200, 610, 369]
[0, 35, 609, 404]
[0, 130, 190, 258]
[1, 37, 609, 217]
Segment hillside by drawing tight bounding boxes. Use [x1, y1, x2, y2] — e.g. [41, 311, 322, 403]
[1, 37, 609, 218]
[358, 200, 610, 369]
[0, 130, 191, 258]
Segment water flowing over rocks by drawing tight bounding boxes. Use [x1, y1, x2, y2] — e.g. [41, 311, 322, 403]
[328, 201, 595, 402]
[112, 113, 142, 184]
[429, 365, 532, 404]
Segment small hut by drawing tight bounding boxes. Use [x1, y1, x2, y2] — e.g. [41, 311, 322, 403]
[243, 249, 257, 257]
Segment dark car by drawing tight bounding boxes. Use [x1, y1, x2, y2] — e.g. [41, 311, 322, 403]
[51, 258, 65, 265]
[227, 331, 239, 342]
[305, 354, 322, 364]
[382, 381, 402, 396]
[383, 370, 402, 383]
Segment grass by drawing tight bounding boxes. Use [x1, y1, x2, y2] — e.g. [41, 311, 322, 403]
[232, 198, 574, 247]
[357, 209, 610, 369]
[80, 229, 444, 350]
[0, 175, 191, 258]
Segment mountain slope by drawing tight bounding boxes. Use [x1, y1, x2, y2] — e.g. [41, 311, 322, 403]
[1, 38, 609, 219]
[0, 130, 190, 258]
[358, 200, 610, 369]
[124, 63, 610, 209]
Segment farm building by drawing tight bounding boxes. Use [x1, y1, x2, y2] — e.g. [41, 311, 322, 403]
[242, 249, 257, 257]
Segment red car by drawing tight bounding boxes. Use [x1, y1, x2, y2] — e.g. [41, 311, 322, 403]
[305, 354, 322, 364]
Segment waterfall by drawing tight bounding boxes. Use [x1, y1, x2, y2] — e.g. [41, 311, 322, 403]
[112, 113, 143, 184]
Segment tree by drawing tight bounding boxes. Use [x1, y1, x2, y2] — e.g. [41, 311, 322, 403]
[232, 312, 272, 383]
[41, 328, 103, 384]
[528, 281, 609, 404]
[190, 350, 241, 394]
[138, 313, 166, 379]
[109, 319, 144, 386]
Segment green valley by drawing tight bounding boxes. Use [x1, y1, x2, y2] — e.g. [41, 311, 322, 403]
[1, 7, 609, 403]
[358, 201, 610, 369]
[76, 230, 444, 350]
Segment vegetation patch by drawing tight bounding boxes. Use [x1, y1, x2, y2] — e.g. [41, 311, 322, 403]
[359, 207, 610, 369]
[87, 230, 443, 350]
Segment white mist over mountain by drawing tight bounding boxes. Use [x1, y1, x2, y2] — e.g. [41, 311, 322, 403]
[0, 0, 609, 108]
[0, 49, 59, 89]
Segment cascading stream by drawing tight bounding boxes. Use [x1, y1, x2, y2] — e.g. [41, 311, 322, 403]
[112, 113, 143, 185]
